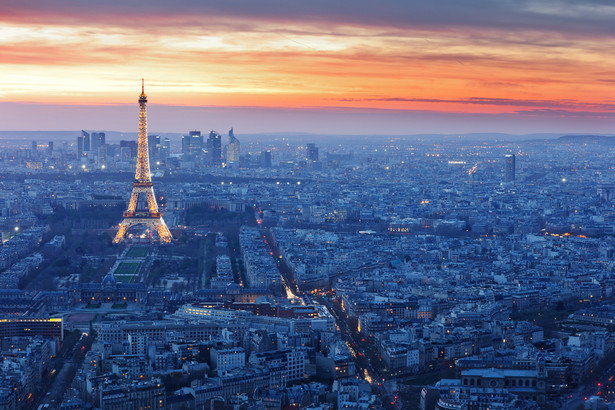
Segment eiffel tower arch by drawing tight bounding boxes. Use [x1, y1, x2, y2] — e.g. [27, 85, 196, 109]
[113, 80, 172, 244]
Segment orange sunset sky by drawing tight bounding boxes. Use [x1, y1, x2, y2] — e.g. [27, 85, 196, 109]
[0, 0, 614, 134]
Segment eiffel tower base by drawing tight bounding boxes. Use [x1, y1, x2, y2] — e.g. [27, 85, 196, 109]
[114, 217, 172, 244]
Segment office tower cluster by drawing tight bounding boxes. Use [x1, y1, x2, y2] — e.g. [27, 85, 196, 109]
[73, 127, 240, 171]
[76, 130, 109, 168]
[23, 140, 54, 164]
[179, 128, 240, 168]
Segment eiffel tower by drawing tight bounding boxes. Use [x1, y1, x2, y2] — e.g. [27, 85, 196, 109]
[113, 80, 172, 244]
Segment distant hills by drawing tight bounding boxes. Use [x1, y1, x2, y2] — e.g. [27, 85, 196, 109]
[555, 135, 615, 145]
[0, 130, 135, 141]
[0, 130, 613, 144]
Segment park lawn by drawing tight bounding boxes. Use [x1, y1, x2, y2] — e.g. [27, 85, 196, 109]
[126, 246, 149, 258]
[114, 262, 141, 276]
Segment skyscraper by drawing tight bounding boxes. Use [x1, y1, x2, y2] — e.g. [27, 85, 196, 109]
[504, 154, 516, 182]
[181, 135, 191, 156]
[260, 150, 272, 168]
[190, 131, 203, 154]
[120, 140, 137, 158]
[183, 130, 202, 157]
[161, 137, 170, 162]
[226, 128, 240, 163]
[120, 146, 132, 162]
[91, 132, 106, 151]
[207, 131, 222, 166]
[148, 134, 161, 164]
[81, 130, 90, 152]
[77, 134, 84, 157]
[307, 143, 319, 161]
[148, 134, 161, 147]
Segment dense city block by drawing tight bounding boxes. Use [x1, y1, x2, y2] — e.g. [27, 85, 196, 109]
[1, 132, 615, 409]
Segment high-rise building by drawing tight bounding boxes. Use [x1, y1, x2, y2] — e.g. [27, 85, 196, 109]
[91, 132, 105, 151]
[190, 131, 203, 153]
[98, 146, 107, 168]
[148, 134, 161, 164]
[120, 146, 132, 162]
[207, 131, 222, 165]
[161, 137, 170, 162]
[148, 134, 161, 147]
[504, 154, 515, 182]
[181, 135, 190, 156]
[120, 140, 137, 158]
[226, 128, 240, 163]
[48, 141, 54, 156]
[183, 130, 202, 157]
[91, 133, 98, 151]
[31, 140, 37, 153]
[77, 134, 84, 157]
[81, 130, 90, 152]
[260, 150, 272, 168]
[307, 143, 319, 161]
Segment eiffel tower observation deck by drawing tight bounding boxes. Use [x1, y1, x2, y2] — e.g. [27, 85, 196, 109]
[113, 80, 172, 244]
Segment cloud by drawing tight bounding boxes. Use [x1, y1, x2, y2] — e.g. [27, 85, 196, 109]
[337, 97, 615, 111]
[2, 0, 615, 37]
[0, 0, 613, 133]
[0, 44, 141, 65]
[514, 109, 615, 118]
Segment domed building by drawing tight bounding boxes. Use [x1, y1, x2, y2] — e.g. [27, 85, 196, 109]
[76, 272, 147, 303]
[102, 272, 117, 287]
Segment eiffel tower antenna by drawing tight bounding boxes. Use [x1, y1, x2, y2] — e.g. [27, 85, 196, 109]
[113, 80, 172, 244]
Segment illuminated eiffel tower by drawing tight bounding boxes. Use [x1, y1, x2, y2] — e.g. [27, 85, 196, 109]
[113, 80, 172, 244]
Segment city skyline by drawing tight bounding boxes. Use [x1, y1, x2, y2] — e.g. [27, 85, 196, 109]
[3, 2, 615, 406]
[1, 1, 615, 134]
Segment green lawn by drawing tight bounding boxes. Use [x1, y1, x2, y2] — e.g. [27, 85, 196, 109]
[114, 262, 141, 276]
[126, 246, 149, 258]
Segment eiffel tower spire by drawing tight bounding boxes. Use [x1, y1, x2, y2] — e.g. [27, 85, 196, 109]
[113, 80, 172, 244]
